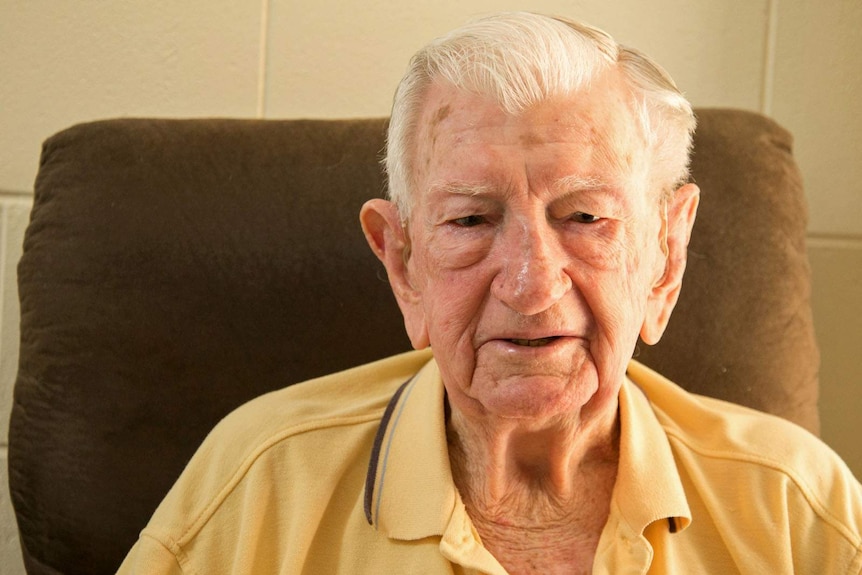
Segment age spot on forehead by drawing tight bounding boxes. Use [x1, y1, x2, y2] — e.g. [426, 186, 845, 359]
[519, 132, 543, 147]
[424, 104, 453, 170]
[432, 104, 452, 125]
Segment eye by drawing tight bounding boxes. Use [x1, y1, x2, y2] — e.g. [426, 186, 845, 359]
[571, 212, 601, 224]
[451, 215, 487, 227]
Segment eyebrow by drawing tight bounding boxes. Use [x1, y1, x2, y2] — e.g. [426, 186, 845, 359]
[553, 174, 612, 193]
[427, 175, 615, 199]
[427, 181, 496, 197]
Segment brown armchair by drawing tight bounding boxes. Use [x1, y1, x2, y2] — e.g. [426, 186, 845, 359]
[8, 109, 819, 574]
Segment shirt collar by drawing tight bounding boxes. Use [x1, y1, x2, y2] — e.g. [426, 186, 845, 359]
[616, 360, 692, 535]
[363, 356, 691, 540]
[364, 358, 458, 539]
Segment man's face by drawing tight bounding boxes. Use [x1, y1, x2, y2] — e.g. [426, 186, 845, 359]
[365, 72, 695, 425]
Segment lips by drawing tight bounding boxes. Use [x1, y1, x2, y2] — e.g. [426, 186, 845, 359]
[507, 336, 560, 347]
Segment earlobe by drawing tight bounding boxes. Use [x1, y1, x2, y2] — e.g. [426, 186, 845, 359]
[640, 183, 700, 345]
[359, 199, 430, 349]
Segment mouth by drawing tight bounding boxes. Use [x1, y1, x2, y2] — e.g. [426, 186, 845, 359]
[507, 336, 560, 347]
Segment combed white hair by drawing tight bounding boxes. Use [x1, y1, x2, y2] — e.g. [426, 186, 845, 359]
[384, 12, 695, 216]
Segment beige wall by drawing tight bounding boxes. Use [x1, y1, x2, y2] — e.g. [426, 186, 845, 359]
[1, 0, 860, 571]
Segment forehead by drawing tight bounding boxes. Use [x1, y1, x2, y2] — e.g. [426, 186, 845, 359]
[411, 73, 646, 197]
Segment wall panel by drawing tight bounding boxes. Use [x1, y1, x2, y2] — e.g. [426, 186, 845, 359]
[0, 1, 263, 192]
[0, 452, 24, 575]
[771, 0, 862, 237]
[0, 198, 30, 444]
[264, 0, 768, 118]
[810, 242, 862, 479]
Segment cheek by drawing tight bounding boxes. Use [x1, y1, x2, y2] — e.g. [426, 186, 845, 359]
[411, 228, 494, 342]
[562, 219, 631, 272]
[425, 227, 494, 271]
[427, 285, 478, 337]
[409, 248, 486, 345]
[573, 226, 659, 337]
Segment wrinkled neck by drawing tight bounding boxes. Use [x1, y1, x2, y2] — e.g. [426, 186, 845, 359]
[446, 397, 620, 521]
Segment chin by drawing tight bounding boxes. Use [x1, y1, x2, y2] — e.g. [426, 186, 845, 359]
[468, 372, 600, 423]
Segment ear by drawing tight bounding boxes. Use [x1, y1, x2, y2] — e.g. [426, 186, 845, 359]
[359, 199, 430, 349]
[640, 183, 700, 345]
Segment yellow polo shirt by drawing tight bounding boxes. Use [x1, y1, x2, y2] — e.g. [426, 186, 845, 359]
[117, 350, 862, 574]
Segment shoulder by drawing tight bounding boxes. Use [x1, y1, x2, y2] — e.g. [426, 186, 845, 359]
[626, 360, 842, 475]
[627, 360, 862, 551]
[202, 348, 433, 453]
[188, 348, 434, 479]
[143, 349, 433, 544]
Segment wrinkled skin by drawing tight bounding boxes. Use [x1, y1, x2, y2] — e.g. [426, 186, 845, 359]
[363, 73, 698, 430]
[361, 70, 699, 573]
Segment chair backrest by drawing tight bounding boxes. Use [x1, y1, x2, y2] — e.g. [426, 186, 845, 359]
[9, 109, 819, 574]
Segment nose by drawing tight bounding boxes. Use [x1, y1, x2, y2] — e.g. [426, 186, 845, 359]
[490, 217, 572, 315]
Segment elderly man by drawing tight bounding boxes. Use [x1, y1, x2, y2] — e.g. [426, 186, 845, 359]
[118, 12, 862, 574]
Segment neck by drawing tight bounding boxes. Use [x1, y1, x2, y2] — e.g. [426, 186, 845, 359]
[446, 400, 620, 574]
[447, 401, 619, 518]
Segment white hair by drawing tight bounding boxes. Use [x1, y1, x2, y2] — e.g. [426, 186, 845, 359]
[384, 12, 696, 217]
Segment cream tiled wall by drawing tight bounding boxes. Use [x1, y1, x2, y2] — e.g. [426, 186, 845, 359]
[1, 0, 860, 571]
